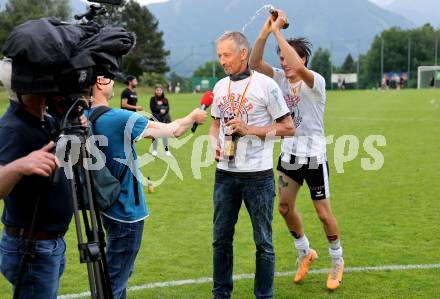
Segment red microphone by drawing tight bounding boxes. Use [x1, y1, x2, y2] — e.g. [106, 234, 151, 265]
[191, 90, 214, 133]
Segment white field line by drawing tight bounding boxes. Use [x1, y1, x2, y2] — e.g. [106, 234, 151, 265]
[58, 263, 440, 299]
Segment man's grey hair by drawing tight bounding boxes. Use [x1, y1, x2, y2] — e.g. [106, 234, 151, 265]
[216, 31, 249, 52]
[0, 58, 18, 102]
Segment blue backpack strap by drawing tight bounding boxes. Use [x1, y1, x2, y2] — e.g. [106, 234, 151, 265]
[88, 106, 112, 125]
[88, 106, 129, 182]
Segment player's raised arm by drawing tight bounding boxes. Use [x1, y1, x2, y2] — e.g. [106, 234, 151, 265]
[249, 16, 275, 78]
[271, 10, 315, 88]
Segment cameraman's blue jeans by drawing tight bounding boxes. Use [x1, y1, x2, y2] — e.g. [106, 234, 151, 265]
[102, 216, 144, 299]
[0, 230, 66, 299]
[212, 170, 275, 299]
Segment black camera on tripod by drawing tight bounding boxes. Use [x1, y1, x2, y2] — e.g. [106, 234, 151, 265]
[3, 2, 133, 297]
[5, 0, 130, 121]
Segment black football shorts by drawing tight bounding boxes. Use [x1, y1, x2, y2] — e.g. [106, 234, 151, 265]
[276, 153, 330, 200]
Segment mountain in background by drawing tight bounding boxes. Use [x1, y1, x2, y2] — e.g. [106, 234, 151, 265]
[373, 0, 440, 27]
[0, 0, 422, 76]
[147, 0, 414, 75]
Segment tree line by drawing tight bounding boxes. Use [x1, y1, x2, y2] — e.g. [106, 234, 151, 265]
[307, 25, 440, 89]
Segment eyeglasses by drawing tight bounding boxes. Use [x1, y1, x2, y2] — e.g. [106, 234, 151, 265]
[97, 77, 112, 85]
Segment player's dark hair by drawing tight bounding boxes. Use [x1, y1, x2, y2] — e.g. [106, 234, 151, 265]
[125, 75, 136, 85]
[277, 37, 312, 67]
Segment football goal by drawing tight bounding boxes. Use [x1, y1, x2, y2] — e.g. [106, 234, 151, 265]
[417, 66, 440, 89]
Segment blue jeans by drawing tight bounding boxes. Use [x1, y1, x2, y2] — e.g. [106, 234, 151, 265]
[212, 170, 275, 299]
[0, 230, 66, 299]
[102, 216, 144, 299]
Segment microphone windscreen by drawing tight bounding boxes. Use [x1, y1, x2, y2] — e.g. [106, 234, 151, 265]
[200, 90, 214, 107]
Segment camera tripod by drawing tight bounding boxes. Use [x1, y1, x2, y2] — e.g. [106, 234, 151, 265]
[13, 98, 113, 299]
[59, 99, 114, 299]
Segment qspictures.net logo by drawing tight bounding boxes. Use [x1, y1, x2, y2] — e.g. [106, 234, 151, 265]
[55, 111, 386, 187]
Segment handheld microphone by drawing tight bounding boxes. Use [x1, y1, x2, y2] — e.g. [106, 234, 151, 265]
[191, 90, 214, 133]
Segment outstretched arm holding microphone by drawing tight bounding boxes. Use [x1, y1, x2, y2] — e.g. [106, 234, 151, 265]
[142, 91, 211, 139]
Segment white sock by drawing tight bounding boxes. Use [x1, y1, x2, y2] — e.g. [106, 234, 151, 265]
[328, 240, 343, 261]
[294, 235, 310, 257]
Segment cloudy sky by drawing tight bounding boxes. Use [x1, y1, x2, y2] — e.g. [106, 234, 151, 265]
[80, 0, 169, 5]
[368, 0, 395, 7]
[79, 0, 393, 8]
[136, 0, 168, 5]
[137, 0, 393, 7]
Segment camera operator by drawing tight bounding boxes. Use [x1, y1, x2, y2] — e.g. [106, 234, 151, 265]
[0, 59, 87, 298]
[89, 76, 207, 298]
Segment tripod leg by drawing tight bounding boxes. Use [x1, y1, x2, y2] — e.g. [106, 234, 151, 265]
[70, 162, 100, 298]
[79, 142, 113, 299]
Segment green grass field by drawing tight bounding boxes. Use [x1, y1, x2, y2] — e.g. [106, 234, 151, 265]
[0, 87, 439, 298]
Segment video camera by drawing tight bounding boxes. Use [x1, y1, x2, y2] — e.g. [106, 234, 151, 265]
[74, 0, 124, 22]
[3, 0, 132, 120]
[89, 0, 124, 4]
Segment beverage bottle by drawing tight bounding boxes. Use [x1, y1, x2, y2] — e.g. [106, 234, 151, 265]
[147, 177, 154, 193]
[223, 115, 238, 161]
[269, 7, 290, 29]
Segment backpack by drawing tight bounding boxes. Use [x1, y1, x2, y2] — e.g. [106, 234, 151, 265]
[82, 106, 130, 211]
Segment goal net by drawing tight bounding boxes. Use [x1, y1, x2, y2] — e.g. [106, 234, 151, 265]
[417, 66, 440, 89]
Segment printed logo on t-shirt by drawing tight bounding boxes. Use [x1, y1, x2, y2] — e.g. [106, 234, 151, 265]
[217, 92, 254, 123]
[285, 93, 302, 128]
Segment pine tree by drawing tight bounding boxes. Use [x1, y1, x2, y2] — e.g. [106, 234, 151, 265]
[0, 0, 70, 47]
[311, 47, 332, 88]
[340, 54, 356, 73]
[105, 0, 169, 77]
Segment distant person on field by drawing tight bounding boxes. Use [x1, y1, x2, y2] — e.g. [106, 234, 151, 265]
[149, 84, 172, 156]
[337, 77, 342, 90]
[398, 76, 404, 90]
[341, 78, 346, 90]
[121, 75, 143, 112]
[430, 76, 435, 88]
[250, 9, 345, 290]
[175, 82, 181, 93]
[384, 76, 390, 90]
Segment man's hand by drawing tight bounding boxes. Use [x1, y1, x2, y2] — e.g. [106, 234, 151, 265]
[79, 115, 88, 128]
[260, 16, 273, 38]
[209, 135, 223, 162]
[136, 106, 144, 111]
[210, 140, 222, 162]
[226, 118, 249, 136]
[271, 9, 288, 33]
[190, 108, 208, 124]
[17, 142, 59, 177]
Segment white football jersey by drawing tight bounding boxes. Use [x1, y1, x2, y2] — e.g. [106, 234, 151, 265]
[272, 67, 327, 159]
[211, 70, 289, 172]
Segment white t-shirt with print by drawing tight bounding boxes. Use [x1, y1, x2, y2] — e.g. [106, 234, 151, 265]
[272, 67, 327, 158]
[211, 70, 289, 172]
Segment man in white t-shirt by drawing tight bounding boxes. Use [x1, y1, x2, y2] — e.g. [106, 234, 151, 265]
[209, 31, 294, 299]
[249, 10, 344, 291]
